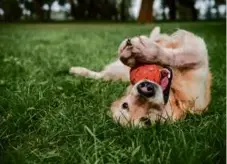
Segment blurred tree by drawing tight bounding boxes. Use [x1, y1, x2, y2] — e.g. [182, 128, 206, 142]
[100, 0, 118, 20]
[0, 0, 132, 21]
[68, 0, 88, 20]
[22, 0, 34, 20]
[69, 0, 120, 21]
[68, 0, 76, 19]
[215, 0, 226, 18]
[119, 0, 132, 21]
[178, 0, 197, 20]
[45, 0, 55, 21]
[166, 0, 176, 20]
[161, 0, 167, 20]
[138, 0, 153, 23]
[163, 0, 198, 21]
[87, 0, 98, 19]
[58, 0, 65, 5]
[2, 0, 22, 21]
[33, 0, 44, 20]
[23, 0, 56, 21]
[120, 0, 126, 21]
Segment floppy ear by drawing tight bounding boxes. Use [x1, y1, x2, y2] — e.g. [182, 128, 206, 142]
[160, 67, 173, 104]
[149, 26, 161, 40]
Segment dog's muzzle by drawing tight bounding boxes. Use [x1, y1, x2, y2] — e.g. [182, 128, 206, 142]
[137, 81, 156, 98]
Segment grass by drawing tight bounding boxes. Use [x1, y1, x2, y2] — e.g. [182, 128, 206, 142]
[0, 22, 226, 164]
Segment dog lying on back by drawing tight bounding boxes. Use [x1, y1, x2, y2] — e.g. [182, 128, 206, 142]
[70, 27, 212, 127]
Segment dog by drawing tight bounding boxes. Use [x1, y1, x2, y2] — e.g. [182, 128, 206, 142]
[69, 27, 212, 127]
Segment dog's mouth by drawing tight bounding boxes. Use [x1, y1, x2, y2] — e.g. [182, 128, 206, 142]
[160, 67, 173, 104]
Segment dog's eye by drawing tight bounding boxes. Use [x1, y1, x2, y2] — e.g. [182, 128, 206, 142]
[122, 102, 129, 110]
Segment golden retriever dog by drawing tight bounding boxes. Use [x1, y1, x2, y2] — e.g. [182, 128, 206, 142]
[70, 27, 212, 127]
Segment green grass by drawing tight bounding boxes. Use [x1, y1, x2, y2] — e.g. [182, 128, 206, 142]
[0, 22, 226, 164]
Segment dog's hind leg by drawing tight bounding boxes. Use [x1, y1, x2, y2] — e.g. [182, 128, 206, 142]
[69, 60, 130, 82]
[69, 67, 103, 79]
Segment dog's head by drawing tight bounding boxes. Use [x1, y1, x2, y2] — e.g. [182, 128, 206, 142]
[110, 67, 173, 127]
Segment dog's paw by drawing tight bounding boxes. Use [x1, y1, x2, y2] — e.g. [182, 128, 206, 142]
[69, 67, 89, 76]
[118, 36, 158, 67]
[118, 38, 135, 67]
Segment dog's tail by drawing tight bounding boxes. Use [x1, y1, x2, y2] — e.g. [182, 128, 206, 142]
[69, 67, 103, 79]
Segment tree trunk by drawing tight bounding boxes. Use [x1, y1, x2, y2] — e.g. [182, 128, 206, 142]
[88, 0, 97, 19]
[138, 0, 153, 23]
[162, 0, 166, 20]
[168, 0, 176, 20]
[68, 0, 77, 19]
[33, 0, 44, 21]
[120, 0, 126, 21]
[47, 4, 51, 21]
[191, 4, 197, 21]
[178, 0, 197, 21]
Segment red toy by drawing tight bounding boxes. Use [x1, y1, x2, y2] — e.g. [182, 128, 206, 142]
[130, 64, 163, 85]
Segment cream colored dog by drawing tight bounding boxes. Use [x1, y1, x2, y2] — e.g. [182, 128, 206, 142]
[70, 27, 212, 127]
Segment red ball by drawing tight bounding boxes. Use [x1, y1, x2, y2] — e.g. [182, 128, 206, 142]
[130, 64, 162, 85]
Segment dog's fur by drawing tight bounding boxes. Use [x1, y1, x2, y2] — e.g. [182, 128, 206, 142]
[70, 27, 212, 127]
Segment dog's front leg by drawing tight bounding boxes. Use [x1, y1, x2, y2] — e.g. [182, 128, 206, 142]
[142, 41, 207, 68]
[119, 30, 207, 69]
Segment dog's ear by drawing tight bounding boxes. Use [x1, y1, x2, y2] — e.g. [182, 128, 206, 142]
[149, 26, 161, 40]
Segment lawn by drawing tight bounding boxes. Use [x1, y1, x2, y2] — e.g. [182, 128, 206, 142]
[0, 22, 226, 164]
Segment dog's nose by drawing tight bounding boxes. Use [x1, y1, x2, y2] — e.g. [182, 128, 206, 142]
[137, 81, 155, 97]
